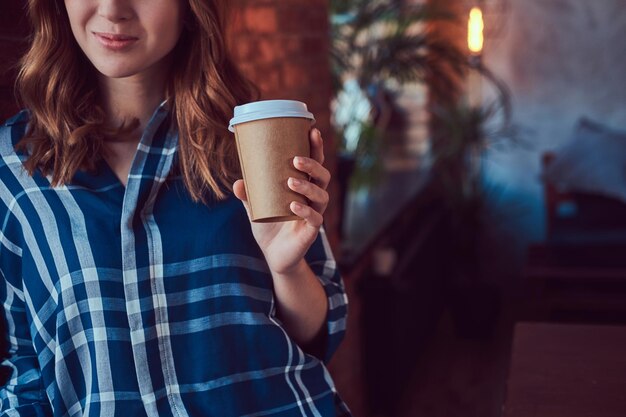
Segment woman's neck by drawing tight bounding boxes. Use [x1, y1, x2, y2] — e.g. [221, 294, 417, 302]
[98, 60, 170, 142]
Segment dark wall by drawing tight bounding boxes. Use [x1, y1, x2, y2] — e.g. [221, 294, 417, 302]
[0, 2, 29, 120]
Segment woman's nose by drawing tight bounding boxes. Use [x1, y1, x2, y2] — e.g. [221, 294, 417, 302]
[97, 0, 134, 22]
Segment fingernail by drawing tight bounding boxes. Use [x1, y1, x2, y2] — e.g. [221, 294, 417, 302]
[290, 178, 302, 186]
[294, 156, 307, 165]
[292, 202, 302, 210]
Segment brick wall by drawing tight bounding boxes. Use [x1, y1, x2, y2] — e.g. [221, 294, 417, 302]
[229, 1, 332, 131]
[228, 0, 340, 247]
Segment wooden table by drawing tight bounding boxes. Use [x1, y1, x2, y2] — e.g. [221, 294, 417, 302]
[503, 322, 626, 417]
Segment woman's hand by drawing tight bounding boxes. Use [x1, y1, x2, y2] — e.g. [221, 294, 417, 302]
[233, 128, 330, 276]
[233, 128, 331, 347]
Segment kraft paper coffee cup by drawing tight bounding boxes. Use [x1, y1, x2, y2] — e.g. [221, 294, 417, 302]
[229, 100, 316, 223]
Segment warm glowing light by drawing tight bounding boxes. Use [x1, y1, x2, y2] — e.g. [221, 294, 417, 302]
[468, 7, 484, 54]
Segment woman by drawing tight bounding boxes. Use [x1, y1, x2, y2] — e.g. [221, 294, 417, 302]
[0, 0, 350, 416]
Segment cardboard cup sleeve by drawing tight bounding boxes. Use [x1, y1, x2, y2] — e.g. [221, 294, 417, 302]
[234, 117, 311, 222]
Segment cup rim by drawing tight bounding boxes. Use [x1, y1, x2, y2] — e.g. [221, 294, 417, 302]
[228, 100, 315, 132]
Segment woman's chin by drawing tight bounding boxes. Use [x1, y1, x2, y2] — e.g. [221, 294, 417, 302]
[93, 63, 145, 80]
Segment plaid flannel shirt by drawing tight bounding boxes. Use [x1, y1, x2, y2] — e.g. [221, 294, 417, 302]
[0, 103, 350, 417]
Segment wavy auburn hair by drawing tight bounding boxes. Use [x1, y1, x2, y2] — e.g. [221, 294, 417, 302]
[16, 0, 257, 203]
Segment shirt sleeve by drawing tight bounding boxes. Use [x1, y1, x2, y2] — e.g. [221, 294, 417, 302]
[0, 272, 52, 416]
[304, 225, 348, 364]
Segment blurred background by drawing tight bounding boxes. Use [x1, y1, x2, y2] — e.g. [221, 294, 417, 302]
[2, 0, 626, 416]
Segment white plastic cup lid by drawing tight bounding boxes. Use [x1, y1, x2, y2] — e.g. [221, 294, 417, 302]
[229, 100, 315, 132]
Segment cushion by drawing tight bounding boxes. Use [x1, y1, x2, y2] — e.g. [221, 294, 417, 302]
[543, 117, 626, 203]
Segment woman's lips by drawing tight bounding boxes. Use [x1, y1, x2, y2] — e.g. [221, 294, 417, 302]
[94, 32, 138, 50]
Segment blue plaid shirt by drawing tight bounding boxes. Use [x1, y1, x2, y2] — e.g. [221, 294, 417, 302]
[0, 104, 350, 417]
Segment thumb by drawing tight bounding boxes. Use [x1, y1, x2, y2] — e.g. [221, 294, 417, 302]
[233, 179, 252, 220]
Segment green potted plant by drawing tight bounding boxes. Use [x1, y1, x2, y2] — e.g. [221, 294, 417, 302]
[330, 0, 466, 239]
[329, 0, 467, 236]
